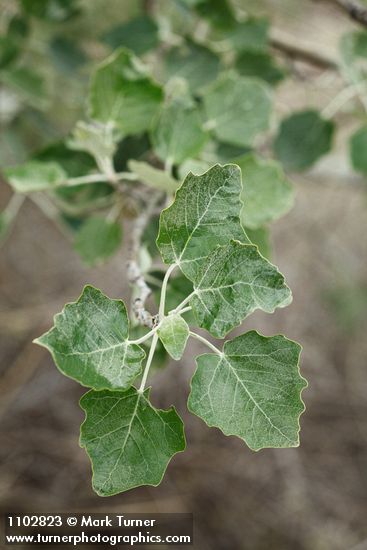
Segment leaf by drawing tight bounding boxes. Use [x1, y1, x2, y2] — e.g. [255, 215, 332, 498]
[157, 164, 249, 281]
[189, 240, 292, 338]
[34, 285, 145, 390]
[163, 41, 220, 93]
[235, 51, 285, 85]
[88, 48, 163, 137]
[245, 226, 271, 259]
[5, 161, 67, 193]
[188, 330, 306, 450]
[203, 74, 272, 147]
[21, 0, 80, 21]
[339, 30, 367, 90]
[50, 36, 87, 74]
[128, 160, 178, 193]
[274, 110, 334, 171]
[158, 315, 190, 360]
[215, 17, 270, 52]
[194, 0, 235, 29]
[237, 154, 294, 229]
[350, 125, 367, 175]
[74, 216, 122, 266]
[80, 387, 186, 496]
[1, 67, 48, 109]
[68, 121, 118, 163]
[152, 91, 207, 165]
[102, 16, 159, 55]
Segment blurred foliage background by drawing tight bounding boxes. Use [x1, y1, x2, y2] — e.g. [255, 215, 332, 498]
[1, 0, 367, 549]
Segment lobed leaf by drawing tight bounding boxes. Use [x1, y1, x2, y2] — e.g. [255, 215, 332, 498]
[350, 125, 367, 176]
[189, 240, 292, 338]
[80, 387, 186, 496]
[188, 330, 306, 450]
[156, 164, 249, 281]
[102, 16, 159, 55]
[34, 286, 145, 391]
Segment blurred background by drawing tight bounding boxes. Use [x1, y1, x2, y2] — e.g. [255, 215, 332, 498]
[1, 0, 367, 548]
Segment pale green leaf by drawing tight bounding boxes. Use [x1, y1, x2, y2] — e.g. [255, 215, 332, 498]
[5, 161, 67, 193]
[158, 314, 190, 360]
[152, 92, 207, 165]
[68, 121, 118, 163]
[350, 125, 367, 175]
[189, 240, 292, 338]
[74, 216, 122, 266]
[80, 387, 186, 496]
[157, 164, 249, 281]
[34, 286, 145, 391]
[163, 41, 220, 93]
[274, 110, 334, 171]
[88, 48, 163, 136]
[128, 160, 179, 193]
[203, 74, 272, 147]
[188, 330, 306, 450]
[237, 154, 294, 229]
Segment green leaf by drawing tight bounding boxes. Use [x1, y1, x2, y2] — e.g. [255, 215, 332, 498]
[21, 0, 80, 21]
[5, 161, 67, 193]
[340, 30, 367, 88]
[157, 164, 249, 281]
[350, 125, 367, 175]
[163, 41, 220, 93]
[152, 91, 207, 165]
[274, 110, 334, 171]
[49, 36, 87, 74]
[245, 226, 271, 259]
[1, 67, 48, 109]
[68, 121, 118, 164]
[102, 16, 159, 55]
[128, 160, 178, 193]
[189, 240, 292, 338]
[215, 17, 269, 52]
[158, 314, 190, 360]
[34, 285, 145, 391]
[237, 154, 294, 229]
[88, 48, 163, 137]
[0, 36, 20, 69]
[235, 51, 285, 85]
[194, 0, 235, 29]
[188, 330, 306, 450]
[74, 216, 122, 266]
[80, 387, 186, 496]
[203, 74, 272, 147]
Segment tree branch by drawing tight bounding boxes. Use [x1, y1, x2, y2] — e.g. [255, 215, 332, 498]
[126, 192, 162, 328]
[334, 0, 367, 27]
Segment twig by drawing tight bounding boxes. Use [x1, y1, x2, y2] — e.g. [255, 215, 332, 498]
[334, 0, 367, 26]
[127, 192, 162, 327]
[270, 29, 337, 70]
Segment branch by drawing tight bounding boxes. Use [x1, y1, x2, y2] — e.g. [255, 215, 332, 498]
[126, 192, 162, 328]
[270, 29, 337, 69]
[334, 0, 367, 26]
